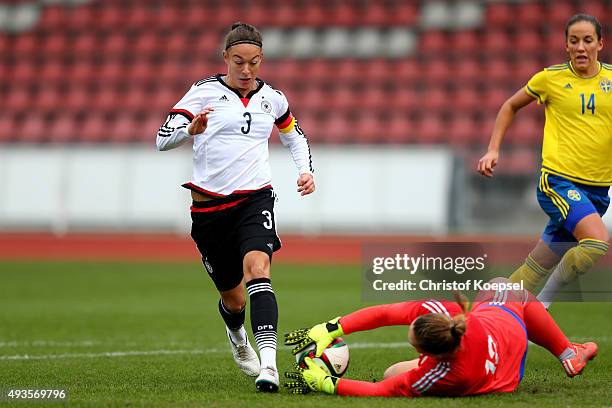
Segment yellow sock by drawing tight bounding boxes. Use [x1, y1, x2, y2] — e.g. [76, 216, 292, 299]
[555, 239, 609, 283]
[509, 254, 552, 292]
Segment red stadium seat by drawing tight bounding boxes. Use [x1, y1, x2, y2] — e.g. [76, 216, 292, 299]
[485, 3, 514, 27]
[66, 5, 97, 30]
[421, 87, 448, 113]
[547, 2, 576, 26]
[97, 5, 126, 29]
[48, 114, 77, 143]
[39, 60, 65, 83]
[390, 87, 419, 112]
[0, 114, 15, 142]
[386, 114, 414, 143]
[448, 114, 480, 145]
[389, 3, 418, 25]
[11, 60, 37, 84]
[516, 3, 545, 27]
[482, 29, 512, 55]
[0, 34, 9, 55]
[393, 60, 419, 83]
[514, 58, 541, 81]
[328, 3, 358, 27]
[452, 87, 481, 111]
[33, 86, 62, 114]
[99, 32, 132, 58]
[38, 6, 65, 30]
[452, 31, 479, 54]
[483, 58, 513, 83]
[67, 60, 96, 85]
[361, 3, 388, 26]
[353, 114, 382, 143]
[6, 86, 30, 113]
[42, 33, 67, 57]
[482, 88, 509, 114]
[64, 86, 90, 112]
[108, 114, 138, 143]
[81, 114, 108, 142]
[298, 86, 327, 113]
[419, 31, 448, 55]
[359, 86, 388, 113]
[454, 59, 481, 84]
[514, 28, 543, 56]
[322, 115, 352, 143]
[422, 58, 451, 84]
[270, 3, 303, 27]
[330, 86, 358, 114]
[335, 59, 361, 83]
[18, 115, 48, 143]
[362, 59, 393, 85]
[13, 33, 37, 56]
[416, 113, 445, 144]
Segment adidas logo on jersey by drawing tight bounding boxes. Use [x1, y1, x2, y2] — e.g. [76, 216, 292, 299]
[219, 95, 229, 101]
[564, 83, 572, 89]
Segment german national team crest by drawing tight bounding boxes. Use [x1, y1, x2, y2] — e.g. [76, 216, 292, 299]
[600, 77, 611, 93]
[567, 189, 581, 201]
[261, 100, 272, 113]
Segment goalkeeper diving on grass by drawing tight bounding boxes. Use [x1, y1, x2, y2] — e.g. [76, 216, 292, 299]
[284, 279, 597, 397]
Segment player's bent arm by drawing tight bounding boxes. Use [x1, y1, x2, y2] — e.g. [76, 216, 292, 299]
[486, 89, 536, 153]
[278, 120, 314, 176]
[156, 113, 192, 151]
[340, 301, 460, 335]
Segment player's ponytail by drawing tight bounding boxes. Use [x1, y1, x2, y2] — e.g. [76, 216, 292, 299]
[412, 297, 469, 356]
[224, 22, 263, 50]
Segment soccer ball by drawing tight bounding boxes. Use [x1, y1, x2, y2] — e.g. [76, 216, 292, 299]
[295, 337, 350, 377]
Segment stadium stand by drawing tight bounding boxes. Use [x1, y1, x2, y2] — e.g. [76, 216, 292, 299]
[2, 0, 612, 153]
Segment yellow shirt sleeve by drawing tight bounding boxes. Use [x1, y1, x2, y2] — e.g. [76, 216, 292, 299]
[525, 70, 547, 104]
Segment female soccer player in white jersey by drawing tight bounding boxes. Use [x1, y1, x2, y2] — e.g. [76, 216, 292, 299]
[156, 22, 314, 392]
[478, 14, 610, 307]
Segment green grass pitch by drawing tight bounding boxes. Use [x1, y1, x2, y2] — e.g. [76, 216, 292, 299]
[1, 261, 610, 407]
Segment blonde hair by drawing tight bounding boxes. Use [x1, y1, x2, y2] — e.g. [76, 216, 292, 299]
[412, 293, 469, 356]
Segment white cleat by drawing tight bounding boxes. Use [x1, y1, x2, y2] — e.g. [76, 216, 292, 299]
[227, 328, 260, 377]
[255, 366, 279, 393]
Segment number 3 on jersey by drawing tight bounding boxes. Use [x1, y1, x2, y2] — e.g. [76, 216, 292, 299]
[242, 112, 252, 134]
[580, 93, 595, 115]
[262, 210, 273, 229]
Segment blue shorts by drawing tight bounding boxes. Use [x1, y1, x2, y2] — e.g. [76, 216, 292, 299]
[537, 172, 610, 256]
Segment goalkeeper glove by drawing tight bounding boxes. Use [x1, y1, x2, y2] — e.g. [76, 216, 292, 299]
[284, 357, 339, 395]
[284, 317, 344, 357]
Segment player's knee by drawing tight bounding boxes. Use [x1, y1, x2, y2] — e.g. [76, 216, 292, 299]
[243, 252, 270, 280]
[222, 296, 246, 313]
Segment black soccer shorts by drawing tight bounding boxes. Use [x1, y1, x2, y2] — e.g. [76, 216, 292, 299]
[190, 188, 282, 292]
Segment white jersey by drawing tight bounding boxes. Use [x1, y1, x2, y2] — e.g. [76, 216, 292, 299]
[156, 74, 313, 196]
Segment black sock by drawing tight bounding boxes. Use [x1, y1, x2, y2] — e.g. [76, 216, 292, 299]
[218, 299, 245, 330]
[246, 278, 278, 366]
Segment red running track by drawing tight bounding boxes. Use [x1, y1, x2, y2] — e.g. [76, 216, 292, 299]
[0, 232, 557, 264]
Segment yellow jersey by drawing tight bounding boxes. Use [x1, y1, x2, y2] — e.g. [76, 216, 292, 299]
[525, 61, 612, 186]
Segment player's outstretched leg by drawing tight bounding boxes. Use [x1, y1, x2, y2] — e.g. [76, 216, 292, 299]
[522, 294, 597, 377]
[247, 277, 279, 392]
[218, 298, 261, 377]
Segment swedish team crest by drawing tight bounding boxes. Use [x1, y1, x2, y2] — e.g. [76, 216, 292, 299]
[261, 100, 272, 113]
[600, 77, 611, 93]
[567, 189, 581, 201]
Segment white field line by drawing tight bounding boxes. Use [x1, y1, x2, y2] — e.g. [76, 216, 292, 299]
[1, 337, 608, 361]
[1, 342, 410, 361]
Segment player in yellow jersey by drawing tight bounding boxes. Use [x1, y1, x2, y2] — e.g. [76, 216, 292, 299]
[478, 14, 610, 308]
